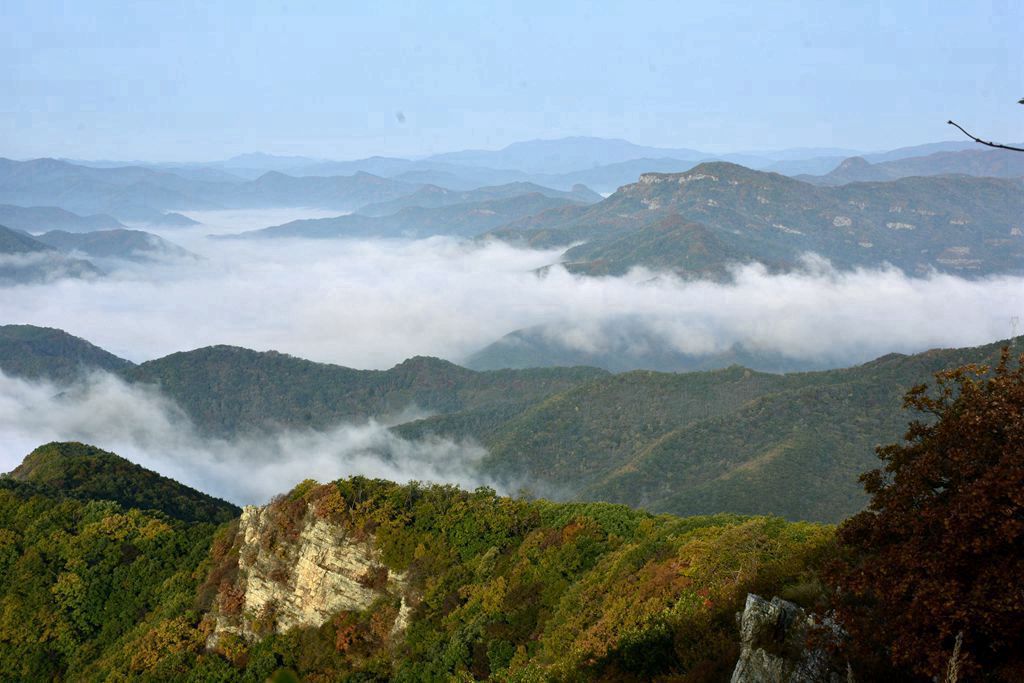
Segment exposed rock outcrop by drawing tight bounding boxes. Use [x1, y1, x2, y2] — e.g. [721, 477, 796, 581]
[207, 501, 408, 647]
[730, 594, 843, 683]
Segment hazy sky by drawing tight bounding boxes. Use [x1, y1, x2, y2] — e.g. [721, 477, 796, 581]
[2, 0, 1021, 161]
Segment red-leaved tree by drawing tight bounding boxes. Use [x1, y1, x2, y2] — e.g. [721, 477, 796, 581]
[832, 348, 1024, 680]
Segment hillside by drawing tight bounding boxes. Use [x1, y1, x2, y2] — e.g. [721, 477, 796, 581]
[408, 338, 1017, 522]
[0, 324, 132, 382]
[123, 346, 607, 435]
[0, 460, 833, 681]
[35, 228, 197, 263]
[489, 163, 1024, 278]
[0, 204, 127, 233]
[7, 441, 238, 523]
[355, 181, 601, 216]
[6, 325, 1015, 522]
[0, 225, 103, 285]
[236, 193, 586, 239]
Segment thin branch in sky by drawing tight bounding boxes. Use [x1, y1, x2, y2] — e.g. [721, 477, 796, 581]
[947, 120, 1024, 152]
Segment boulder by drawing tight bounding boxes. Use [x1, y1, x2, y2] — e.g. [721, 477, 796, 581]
[730, 593, 843, 683]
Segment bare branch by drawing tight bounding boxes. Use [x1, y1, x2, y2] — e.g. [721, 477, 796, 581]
[947, 120, 1024, 152]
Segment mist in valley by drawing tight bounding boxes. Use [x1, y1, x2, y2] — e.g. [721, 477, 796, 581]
[4, 208, 1021, 371]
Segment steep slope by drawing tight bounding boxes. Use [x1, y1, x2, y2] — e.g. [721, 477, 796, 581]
[0, 324, 133, 382]
[236, 193, 585, 239]
[489, 162, 1024, 278]
[35, 228, 197, 262]
[469, 339, 1015, 521]
[0, 224, 103, 285]
[0, 466, 827, 681]
[0, 453, 225, 680]
[0, 204, 127, 233]
[123, 346, 607, 435]
[7, 441, 239, 523]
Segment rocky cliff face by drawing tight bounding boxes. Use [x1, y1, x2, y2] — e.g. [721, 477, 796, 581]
[207, 501, 410, 647]
[731, 594, 844, 683]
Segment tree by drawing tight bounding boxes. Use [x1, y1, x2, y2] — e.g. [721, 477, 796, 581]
[831, 348, 1024, 680]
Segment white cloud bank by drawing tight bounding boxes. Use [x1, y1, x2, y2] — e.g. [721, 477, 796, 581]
[0, 209, 1019, 369]
[0, 370, 492, 505]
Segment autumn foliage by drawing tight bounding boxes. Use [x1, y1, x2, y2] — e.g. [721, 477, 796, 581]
[833, 348, 1024, 680]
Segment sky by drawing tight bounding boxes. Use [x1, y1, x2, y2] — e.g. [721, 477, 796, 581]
[2, 0, 1021, 161]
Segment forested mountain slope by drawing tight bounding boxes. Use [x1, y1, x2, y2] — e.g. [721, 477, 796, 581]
[2, 324, 1014, 522]
[0, 452, 833, 681]
[8, 441, 238, 523]
[122, 346, 607, 435]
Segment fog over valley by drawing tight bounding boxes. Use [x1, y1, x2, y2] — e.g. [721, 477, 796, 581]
[2, 208, 1019, 371]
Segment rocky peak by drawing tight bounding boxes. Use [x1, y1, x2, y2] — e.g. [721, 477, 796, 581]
[731, 593, 844, 683]
[206, 497, 410, 649]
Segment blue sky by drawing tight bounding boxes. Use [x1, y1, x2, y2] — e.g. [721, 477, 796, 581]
[2, 0, 1021, 161]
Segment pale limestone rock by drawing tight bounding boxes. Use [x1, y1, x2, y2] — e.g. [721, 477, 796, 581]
[209, 503, 407, 646]
[730, 594, 843, 683]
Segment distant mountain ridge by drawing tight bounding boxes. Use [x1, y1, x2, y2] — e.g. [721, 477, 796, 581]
[800, 147, 1024, 186]
[488, 162, 1024, 278]
[7, 138, 1017, 225]
[0, 204, 127, 233]
[0, 225, 103, 285]
[34, 228, 197, 263]
[235, 192, 589, 239]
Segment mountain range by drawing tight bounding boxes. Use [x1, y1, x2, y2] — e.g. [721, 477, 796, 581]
[800, 147, 1024, 186]
[0, 224, 195, 285]
[489, 162, 1024, 278]
[0, 225, 102, 285]
[1, 323, 1014, 523]
[0, 204, 128, 233]
[235, 192, 595, 240]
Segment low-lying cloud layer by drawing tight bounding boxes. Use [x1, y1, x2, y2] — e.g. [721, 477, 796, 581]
[1, 209, 1019, 370]
[0, 369, 492, 505]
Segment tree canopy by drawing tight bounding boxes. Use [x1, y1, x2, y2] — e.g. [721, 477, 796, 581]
[832, 348, 1024, 680]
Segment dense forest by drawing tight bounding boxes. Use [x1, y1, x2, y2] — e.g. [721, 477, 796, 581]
[0, 444, 833, 681]
[1, 347, 1020, 681]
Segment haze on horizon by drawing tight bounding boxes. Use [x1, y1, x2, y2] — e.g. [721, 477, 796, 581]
[2, 0, 1021, 162]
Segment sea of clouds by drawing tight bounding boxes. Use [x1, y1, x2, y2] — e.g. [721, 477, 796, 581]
[4, 208, 1020, 369]
[2, 208, 1021, 501]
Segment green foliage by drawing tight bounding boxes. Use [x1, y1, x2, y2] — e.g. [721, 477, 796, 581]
[0, 323, 131, 382]
[472, 337, 1014, 522]
[0, 485, 218, 680]
[187, 477, 833, 681]
[7, 441, 239, 523]
[122, 346, 606, 436]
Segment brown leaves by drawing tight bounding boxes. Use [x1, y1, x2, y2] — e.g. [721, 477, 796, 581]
[831, 348, 1024, 680]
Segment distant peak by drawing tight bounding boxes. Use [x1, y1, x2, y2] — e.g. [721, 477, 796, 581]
[837, 156, 872, 170]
